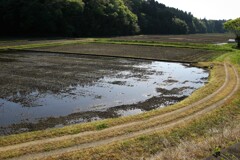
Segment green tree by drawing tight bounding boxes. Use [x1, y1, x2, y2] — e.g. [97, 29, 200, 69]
[193, 18, 207, 33]
[0, 0, 84, 36]
[172, 18, 189, 34]
[82, 0, 139, 36]
[0, 0, 227, 37]
[224, 18, 240, 48]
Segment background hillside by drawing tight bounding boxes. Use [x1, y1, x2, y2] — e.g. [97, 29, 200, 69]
[0, 0, 226, 37]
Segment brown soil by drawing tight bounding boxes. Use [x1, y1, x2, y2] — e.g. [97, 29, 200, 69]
[29, 43, 220, 62]
[0, 52, 142, 104]
[0, 34, 233, 47]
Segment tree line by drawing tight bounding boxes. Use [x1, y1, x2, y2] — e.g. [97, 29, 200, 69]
[0, 0, 227, 37]
[224, 18, 240, 48]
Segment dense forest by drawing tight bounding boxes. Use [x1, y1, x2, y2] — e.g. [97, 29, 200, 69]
[0, 0, 226, 37]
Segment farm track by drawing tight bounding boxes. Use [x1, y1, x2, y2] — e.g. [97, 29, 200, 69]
[1, 63, 239, 160]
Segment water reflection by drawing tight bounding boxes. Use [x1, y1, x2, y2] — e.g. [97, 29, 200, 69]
[0, 55, 208, 135]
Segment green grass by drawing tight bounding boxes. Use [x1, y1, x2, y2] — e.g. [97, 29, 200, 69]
[216, 50, 240, 64]
[96, 123, 108, 130]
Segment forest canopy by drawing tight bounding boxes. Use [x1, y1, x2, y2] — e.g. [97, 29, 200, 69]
[0, 0, 226, 37]
[224, 18, 240, 48]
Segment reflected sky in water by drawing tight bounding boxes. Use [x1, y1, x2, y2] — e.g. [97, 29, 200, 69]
[0, 60, 208, 127]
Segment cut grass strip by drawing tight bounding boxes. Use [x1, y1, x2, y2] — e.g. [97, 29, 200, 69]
[38, 58, 240, 160]
[42, 88, 240, 160]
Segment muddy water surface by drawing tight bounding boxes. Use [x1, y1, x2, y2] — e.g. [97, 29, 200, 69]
[0, 52, 208, 135]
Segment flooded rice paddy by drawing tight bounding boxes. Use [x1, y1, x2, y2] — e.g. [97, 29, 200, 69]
[0, 52, 209, 135]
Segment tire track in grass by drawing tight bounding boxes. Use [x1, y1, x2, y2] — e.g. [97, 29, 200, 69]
[0, 63, 227, 152]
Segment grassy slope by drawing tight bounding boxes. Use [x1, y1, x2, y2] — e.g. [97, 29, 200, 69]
[1, 61, 234, 159]
[46, 44, 240, 160]
[43, 50, 240, 160]
[45, 51, 240, 160]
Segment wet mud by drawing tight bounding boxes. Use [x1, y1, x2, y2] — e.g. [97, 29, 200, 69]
[0, 52, 209, 135]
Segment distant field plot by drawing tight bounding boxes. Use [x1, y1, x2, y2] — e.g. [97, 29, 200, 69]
[113, 34, 234, 44]
[30, 43, 221, 62]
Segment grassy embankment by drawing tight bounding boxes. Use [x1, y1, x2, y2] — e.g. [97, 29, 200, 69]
[0, 38, 239, 159]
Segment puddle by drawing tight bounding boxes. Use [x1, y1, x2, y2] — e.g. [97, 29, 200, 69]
[0, 53, 209, 135]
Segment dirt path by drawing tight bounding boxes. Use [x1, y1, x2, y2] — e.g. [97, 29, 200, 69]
[2, 63, 239, 160]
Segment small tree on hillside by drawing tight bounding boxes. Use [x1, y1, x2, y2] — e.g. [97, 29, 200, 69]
[224, 18, 240, 48]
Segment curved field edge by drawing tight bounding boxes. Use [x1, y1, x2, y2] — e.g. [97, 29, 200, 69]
[39, 65, 240, 160]
[0, 63, 237, 159]
[0, 62, 235, 158]
[41, 50, 240, 160]
[0, 62, 224, 146]
[47, 92, 240, 160]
